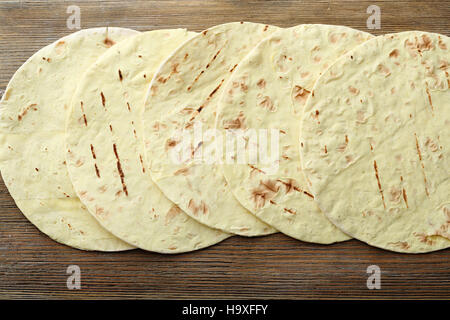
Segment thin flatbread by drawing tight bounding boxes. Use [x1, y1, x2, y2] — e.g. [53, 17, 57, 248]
[216, 25, 373, 243]
[143, 22, 278, 236]
[300, 31, 450, 252]
[0, 28, 138, 251]
[65, 29, 229, 253]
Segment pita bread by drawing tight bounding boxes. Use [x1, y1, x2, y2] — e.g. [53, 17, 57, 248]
[0, 28, 138, 251]
[300, 31, 450, 252]
[65, 29, 230, 253]
[216, 25, 373, 243]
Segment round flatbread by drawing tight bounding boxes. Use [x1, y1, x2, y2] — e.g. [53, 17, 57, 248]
[0, 27, 138, 251]
[143, 22, 279, 236]
[300, 31, 450, 252]
[65, 29, 229, 253]
[216, 25, 373, 243]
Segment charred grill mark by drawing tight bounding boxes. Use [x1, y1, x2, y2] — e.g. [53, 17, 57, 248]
[109, 124, 113, 132]
[414, 133, 430, 196]
[139, 154, 145, 173]
[187, 48, 222, 91]
[277, 179, 296, 194]
[80, 101, 87, 126]
[191, 141, 203, 158]
[229, 64, 238, 73]
[263, 25, 269, 31]
[100, 92, 106, 108]
[400, 177, 409, 208]
[284, 208, 296, 215]
[187, 79, 225, 123]
[248, 164, 265, 174]
[127, 102, 131, 112]
[118, 69, 123, 81]
[90, 144, 96, 159]
[324, 145, 327, 154]
[94, 164, 101, 178]
[209, 79, 225, 98]
[425, 85, 434, 114]
[373, 160, 386, 209]
[113, 143, 128, 196]
[17, 103, 38, 121]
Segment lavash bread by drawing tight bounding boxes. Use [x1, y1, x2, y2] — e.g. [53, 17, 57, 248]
[216, 25, 373, 243]
[300, 31, 450, 252]
[65, 29, 230, 253]
[143, 22, 278, 236]
[0, 28, 138, 251]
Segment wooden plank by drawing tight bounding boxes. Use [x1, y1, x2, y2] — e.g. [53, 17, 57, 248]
[0, 0, 449, 299]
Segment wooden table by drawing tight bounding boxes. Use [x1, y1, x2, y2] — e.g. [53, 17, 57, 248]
[0, 0, 449, 299]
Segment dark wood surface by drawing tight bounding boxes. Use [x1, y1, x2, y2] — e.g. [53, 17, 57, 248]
[0, 0, 449, 300]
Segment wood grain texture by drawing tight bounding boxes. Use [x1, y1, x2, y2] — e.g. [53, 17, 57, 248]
[0, 0, 449, 299]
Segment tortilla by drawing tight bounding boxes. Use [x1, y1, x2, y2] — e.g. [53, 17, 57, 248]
[0, 28, 138, 251]
[216, 25, 373, 243]
[65, 29, 230, 253]
[300, 31, 450, 252]
[142, 22, 280, 236]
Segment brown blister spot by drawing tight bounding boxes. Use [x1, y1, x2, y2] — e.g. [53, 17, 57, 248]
[118, 69, 123, 81]
[188, 199, 208, 216]
[35, 168, 39, 172]
[251, 179, 280, 209]
[165, 205, 182, 225]
[223, 111, 246, 129]
[388, 186, 402, 203]
[348, 86, 359, 95]
[258, 95, 276, 112]
[171, 63, 179, 74]
[174, 167, 189, 176]
[377, 64, 391, 77]
[389, 49, 399, 58]
[388, 241, 410, 250]
[414, 233, 434, 245]
[98, 185, 107, 193]
[263, 25, 269, 31]
[165, 138, 179, 151]
[293, 85, 311, 104]
[104, 37, 115, 47]
[257, 79, 266, 89]
[75, 159, 84, 167]
[337, 135, 349, 153]
[438, 37, 447, 50]
[424, 137, 439, 152]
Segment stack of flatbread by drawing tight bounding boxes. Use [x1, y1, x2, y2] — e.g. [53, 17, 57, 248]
[1, 23, 448, 253]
